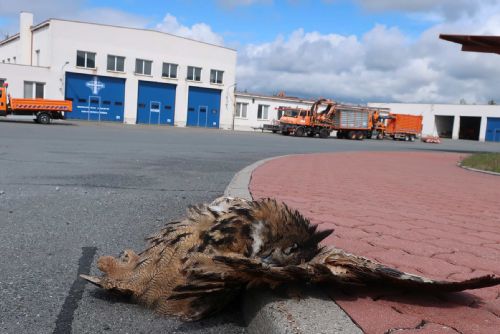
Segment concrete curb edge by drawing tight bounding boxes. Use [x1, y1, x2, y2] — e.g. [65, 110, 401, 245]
[458, 163, 500, 176]
[224, 155, 363, 334]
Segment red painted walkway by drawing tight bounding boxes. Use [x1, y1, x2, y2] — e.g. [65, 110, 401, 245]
[250, 152, 500, 334]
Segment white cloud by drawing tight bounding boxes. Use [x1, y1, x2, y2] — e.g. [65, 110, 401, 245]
[155, 14, 224, 46]
[0, 0, 149, 34]
[237, 3, 500, 104]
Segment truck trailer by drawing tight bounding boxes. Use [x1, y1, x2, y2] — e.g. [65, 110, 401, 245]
[279, 99, 380, 140]
[0, 83, 72, 124]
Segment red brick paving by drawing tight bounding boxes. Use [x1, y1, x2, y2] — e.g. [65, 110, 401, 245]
[249, 152, 500, 334]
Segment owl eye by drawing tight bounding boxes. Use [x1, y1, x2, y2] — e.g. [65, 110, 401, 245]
[283, 243, 299, 255]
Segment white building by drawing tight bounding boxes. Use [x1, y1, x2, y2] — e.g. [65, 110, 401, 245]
[0, 12, 237, 128]
[368, 103, 500, 142]
[234, 91, 314, 131]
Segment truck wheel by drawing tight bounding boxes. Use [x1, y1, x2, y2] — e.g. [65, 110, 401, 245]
[37, 113, 51, 125]
[410, 135, 416, 142]
[294, 127, 305, 137]
[282, 131, 289, 136]
[319, 129, 330, 139]
[356, 131, 365, 140]
[376, 132, 384, 140]
[404, 135, 410, 141]
[337, 131, 344, 139]
[366, 131, 372, 139]
[272, 130, 278, 133]
[348, 131, 357, 140]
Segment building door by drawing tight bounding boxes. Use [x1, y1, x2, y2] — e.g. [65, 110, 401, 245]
[486, 117, 500, 142]
[186, 87, 221, 128]
[136, 81, 176, 125]
[65, 72, 125, 122]
[88, 96, 101, 121]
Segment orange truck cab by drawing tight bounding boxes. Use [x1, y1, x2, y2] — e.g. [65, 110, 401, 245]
[0, 83, 72, 124]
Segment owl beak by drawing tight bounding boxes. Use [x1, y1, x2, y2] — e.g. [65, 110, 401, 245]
[80, 274, 103, 287]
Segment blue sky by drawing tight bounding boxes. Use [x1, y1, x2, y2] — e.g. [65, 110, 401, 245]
[1, 0, 500, 103]
[84, 0, 433, 43]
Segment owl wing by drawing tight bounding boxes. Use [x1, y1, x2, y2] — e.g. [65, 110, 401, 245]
[170, 247, 500, 307]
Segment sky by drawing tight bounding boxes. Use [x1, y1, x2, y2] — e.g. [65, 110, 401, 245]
[1, 0, 500, 104]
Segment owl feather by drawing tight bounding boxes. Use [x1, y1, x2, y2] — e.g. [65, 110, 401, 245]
[81, 197, 500, 321]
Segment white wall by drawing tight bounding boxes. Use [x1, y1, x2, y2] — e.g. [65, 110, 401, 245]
[368, 102, 500, 141]
[48, 19, 237, 127]
[234, 93, 314, 131]
[0, 63, 57, 98]
[0, 37, 20, 64]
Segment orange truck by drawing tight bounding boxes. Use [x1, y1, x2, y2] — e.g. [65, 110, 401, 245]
[0, 83, 72, 124]
[279, 99, 381, 140]
[375, 114, 423, 141]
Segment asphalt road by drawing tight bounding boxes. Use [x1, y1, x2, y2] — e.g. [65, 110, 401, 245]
[0, 119, 499, 334]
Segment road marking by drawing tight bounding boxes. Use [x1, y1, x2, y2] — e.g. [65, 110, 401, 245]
[53, 247, 97, 334]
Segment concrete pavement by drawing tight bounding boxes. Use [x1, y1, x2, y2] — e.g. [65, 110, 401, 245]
[249, 152, 500, 334]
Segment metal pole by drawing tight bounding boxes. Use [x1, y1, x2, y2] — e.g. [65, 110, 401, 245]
[231, 83, 237, 131]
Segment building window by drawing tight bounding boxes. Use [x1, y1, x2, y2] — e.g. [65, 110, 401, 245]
[107, 55, 125, 72]
[135, 59, 152, 75]
[24, 81, 44, 99]
[210, 70, 224, 84]
[162, 63, 178, 79]
[187, 66, 201, 81]
[257, 105, 269, 120]
[235, 103, 248, 119]
[76, 50, 96, 69]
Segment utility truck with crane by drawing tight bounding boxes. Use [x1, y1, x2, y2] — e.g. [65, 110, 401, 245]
[0, 83, 72, 124]
[279, 98, 422, 141]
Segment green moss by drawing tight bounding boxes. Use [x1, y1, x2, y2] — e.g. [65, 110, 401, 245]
[461, 153, 500, 173]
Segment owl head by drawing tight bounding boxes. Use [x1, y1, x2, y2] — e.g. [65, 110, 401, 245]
[248, 199, 333, 266]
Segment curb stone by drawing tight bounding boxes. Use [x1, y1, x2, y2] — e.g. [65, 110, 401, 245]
[457, 163, 500, 176]
[224, 155, 363, 334]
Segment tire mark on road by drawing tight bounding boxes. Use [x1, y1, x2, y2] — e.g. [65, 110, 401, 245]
[53, 247, 97, 334]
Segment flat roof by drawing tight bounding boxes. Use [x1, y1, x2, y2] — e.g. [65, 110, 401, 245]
[440, 34, 500, 54]
[0, 18, 235, 52]
[236, 91, 316, 104]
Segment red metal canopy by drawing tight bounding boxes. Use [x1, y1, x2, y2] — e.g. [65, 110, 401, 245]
[440, 34, 500, 54]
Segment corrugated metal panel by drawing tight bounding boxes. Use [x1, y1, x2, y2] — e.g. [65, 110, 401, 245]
[136, 81, 176, 125]
[333, 109, 370, 129]
[65, 72, 125, 122]
[486, 117, 500, 142]
[186, 86, 221, 128]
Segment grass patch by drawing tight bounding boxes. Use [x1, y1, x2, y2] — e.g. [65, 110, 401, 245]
[461, 153, 500, 173]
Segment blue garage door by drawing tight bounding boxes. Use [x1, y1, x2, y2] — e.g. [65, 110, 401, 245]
[65, 72, 125, 122]
[486, 117, 500, 142]
[137, 81, 176, 125]
[186, 87, 221, 128]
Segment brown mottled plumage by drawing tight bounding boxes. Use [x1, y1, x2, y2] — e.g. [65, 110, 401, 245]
[81, 197, 500, 321]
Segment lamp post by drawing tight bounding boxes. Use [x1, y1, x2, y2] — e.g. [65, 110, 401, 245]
[226, 82, 237, 131]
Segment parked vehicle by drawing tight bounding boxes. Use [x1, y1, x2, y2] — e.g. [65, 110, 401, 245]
[0, 83, 72, 124]
[373, 113, 423, 141]
[279, 99, 381, 140]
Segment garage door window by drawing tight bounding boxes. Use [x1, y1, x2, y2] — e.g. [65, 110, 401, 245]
[24, 81, 44, 98]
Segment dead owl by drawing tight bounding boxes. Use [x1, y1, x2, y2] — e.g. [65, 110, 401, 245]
[81, 197, 500, 321]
